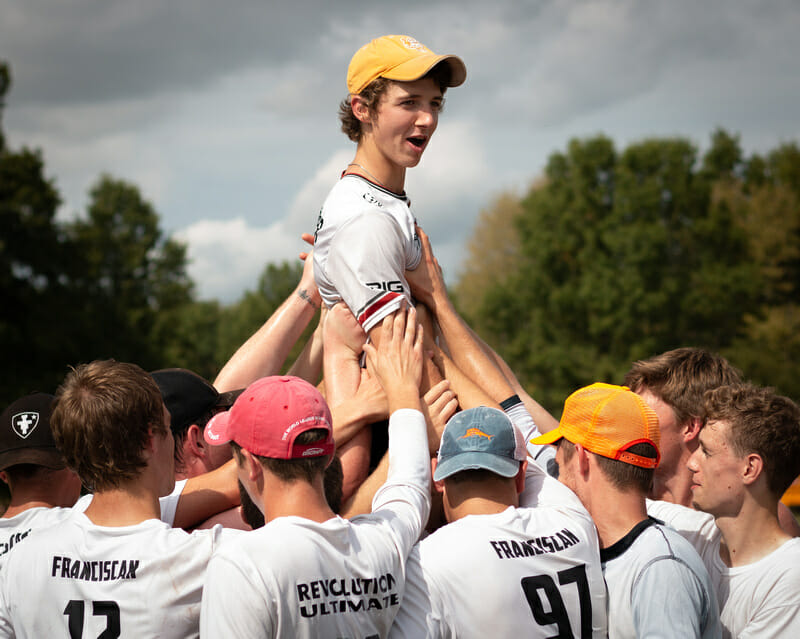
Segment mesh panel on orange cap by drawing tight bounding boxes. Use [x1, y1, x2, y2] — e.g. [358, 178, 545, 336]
[560, 383, 660, 468]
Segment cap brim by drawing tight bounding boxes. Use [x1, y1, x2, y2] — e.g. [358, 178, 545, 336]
[204, 411, 234, 446]
[530, 427, 564, 447]
[215, 389, 244, 409]
[380, 54, 466, 89]
[434, 451, 520, 482]
[0, 448, 66, 472]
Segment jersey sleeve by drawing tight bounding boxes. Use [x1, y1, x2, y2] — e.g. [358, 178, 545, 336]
[738, 601, 800, 638]
[325, 213, 411, 333]
[631, 556, 719, 639]
[159, 478, 187, 526]
[370, 409, 431, 557]
[504, 401, 558, 476]
[388, 544, 448, 639]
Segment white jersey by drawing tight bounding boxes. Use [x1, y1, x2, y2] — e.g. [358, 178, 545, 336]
[313, 174, 421, 333]
[601, 517, 720, 639]
[200, 408, 431, 638]
[648, 500, 800, 638]
[0, 507, 236, 639]
[391, 449, 607, 638]
[0, 481, 185, 571]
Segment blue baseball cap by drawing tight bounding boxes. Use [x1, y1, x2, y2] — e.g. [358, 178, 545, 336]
[434, 406, 527, 481]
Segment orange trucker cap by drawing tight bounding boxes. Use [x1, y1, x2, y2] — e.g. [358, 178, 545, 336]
[532, 383, 661, 469]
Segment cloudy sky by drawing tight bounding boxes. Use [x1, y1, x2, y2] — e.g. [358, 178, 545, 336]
[2, 0, 798, 302]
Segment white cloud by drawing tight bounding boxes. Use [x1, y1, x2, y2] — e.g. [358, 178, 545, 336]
[178, 217, 305, 303]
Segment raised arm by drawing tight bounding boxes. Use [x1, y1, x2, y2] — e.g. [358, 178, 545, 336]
[405, 226, 514, 404]
[213, 243, 321, 392]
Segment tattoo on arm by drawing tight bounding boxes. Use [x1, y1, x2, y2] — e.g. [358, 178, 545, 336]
[298, 289, 319, 309]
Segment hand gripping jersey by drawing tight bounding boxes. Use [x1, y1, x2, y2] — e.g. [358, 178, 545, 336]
[390, 445, 608, 638]
[601, 517, 720, 639]
[0, 505, 238, 638]
[200, 409, 431, 638]
[313, 174, 421, 333]
[0, 480, 186, 572]
[648, 500, 800, 639]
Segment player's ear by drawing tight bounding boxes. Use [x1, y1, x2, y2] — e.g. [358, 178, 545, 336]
[683, 417, 703, 443]
[514, 461, 527, 495]
[431, 458, 445, 494]
[575, 444, 591, 476]
[351, 94, 372, 125]
[239, 449, 263, 482]
[741, 452, 764, 486]
[185, 424, 205, 459]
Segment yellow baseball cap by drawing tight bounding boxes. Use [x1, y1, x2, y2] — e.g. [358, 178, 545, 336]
[347, 35, 466, 95]
[532, 383, 661, 469]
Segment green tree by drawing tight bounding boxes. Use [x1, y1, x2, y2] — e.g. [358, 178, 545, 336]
[468, 132, 763, 412]
[64, 175, 194, 369]
[720, 143, 800, 400]
[0, 62, 85, 402]
[216, 261, 317, 377]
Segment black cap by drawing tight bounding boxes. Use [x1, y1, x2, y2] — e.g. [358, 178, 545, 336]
[0, 393, 66, 471]
[151, 369, 241, 434]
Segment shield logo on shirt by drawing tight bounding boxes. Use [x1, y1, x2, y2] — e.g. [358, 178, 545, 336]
[12, 412, 39, 439]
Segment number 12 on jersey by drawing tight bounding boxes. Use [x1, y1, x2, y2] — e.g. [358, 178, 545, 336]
[64, 600, 120, 639]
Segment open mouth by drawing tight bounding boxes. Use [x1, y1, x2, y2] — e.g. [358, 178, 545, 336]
[407, 136, 426, 150]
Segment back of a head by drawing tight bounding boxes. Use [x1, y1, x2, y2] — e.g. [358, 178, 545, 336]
[51, 360, 166, 491]
[704, 383, 800, 498]
[434, 406, 526, 488]
[624, 347, 742, 425]
[205, 376, 335, 486]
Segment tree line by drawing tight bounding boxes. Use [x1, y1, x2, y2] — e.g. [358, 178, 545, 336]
[0, 61, 313, 404]
[454, 130, 800, 411]
[3, 59, 798, 412]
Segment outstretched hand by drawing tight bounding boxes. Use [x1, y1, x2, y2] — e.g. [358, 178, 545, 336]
[421, 379, 458, 453]
[363, 305, 424, 413]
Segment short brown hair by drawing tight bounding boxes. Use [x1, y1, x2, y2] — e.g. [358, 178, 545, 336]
[51, 360, 166, 491]
[704, 384, 800, 497]
[232, 428, 332, 484]
[559, 438, 657, 494]
[624, 348, 742, 426]
[338, 63, 452, 143]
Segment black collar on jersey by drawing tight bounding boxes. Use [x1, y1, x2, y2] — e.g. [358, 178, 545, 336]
[600, 516, 663, 563]
[341, 172, 409, 201]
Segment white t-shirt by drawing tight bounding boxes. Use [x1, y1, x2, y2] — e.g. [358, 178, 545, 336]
[0, 507, 236, 639]
[601, 517, 720, 639]
[391, 459, 607, 638]
[200, 408, 431, 638]
[313, 174, 421, 333]
[0, 480, 186, 571]
[648, 499, 800, 638]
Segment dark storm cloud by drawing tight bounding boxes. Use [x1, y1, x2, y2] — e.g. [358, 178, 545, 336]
[1, 0, 361, 105]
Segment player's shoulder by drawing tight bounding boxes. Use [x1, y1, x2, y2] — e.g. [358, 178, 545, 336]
[323, 175, 408, 220]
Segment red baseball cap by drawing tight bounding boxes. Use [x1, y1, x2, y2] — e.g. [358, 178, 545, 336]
[204, 376, 334, 459]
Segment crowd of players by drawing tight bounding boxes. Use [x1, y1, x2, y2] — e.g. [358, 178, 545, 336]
[1, 34, 800, 638]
